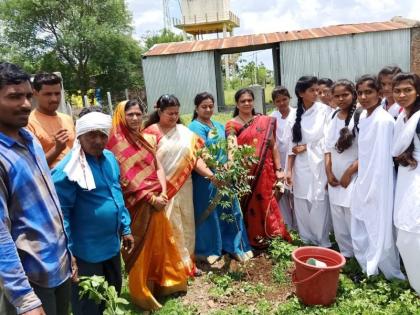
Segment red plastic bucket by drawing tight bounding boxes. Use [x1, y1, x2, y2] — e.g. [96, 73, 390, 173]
[292, 246, 346, 306]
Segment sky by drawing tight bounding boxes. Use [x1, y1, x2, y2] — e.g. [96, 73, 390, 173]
[127, 0, 420, 68]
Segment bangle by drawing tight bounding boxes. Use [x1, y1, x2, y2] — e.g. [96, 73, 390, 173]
[160, 193, 168, 199]
[276, 168, 283, 172]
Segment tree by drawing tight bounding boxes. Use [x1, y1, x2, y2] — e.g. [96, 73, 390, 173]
[237, 59, 272, 86]
[142, 29, 185, 51]
[92, 33, 143, 97]
[0, 0, 142, 96]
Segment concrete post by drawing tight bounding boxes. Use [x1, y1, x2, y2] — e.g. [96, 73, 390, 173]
[83, 95, 89, 107]
[223, 23, 229, 82]
[107, 92, 113, 116]
[248, 84, 266, 115]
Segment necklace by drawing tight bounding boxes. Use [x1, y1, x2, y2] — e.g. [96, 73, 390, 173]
[197, 118, 213, 128]
[157, 123, 175, 135]
[238, 115, 254, 125]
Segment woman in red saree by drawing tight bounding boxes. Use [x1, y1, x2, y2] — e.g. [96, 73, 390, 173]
[226, 88, 291, 248]
[107, 100, 187, 310]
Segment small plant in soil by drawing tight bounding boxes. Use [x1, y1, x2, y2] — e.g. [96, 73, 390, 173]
[207, 272, 235, 296]
[78, 275, 129, 315]
[240, 282, 266, 295]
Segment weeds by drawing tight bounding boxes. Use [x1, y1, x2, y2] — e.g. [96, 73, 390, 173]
[269, 238, 297, 284]
[118, 228, 420, 314]
[269, 238, 420, 315]
[154, 298, 198, 315]
[240, 282, 266, 295]
[78, 275, 129, 315]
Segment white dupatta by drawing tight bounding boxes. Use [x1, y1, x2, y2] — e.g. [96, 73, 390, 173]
[351, 106, 396, 275]
[392, 110, 420, 160]
[299, 102, 329, 201]
[392, 109, 420, 234]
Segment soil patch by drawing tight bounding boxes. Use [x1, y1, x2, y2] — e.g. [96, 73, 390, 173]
[181, 253, 295, 314]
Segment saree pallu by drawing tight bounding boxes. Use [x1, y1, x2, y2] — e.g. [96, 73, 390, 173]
[127, 201, 187, 310]
[107, 103, 187, 311]
[226, 115, 291, 248]
[189, 119, 252, 261]
[143, 124, 204, 273]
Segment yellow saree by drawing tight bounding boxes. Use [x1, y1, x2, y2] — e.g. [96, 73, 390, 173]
[107, 102, 187, 310]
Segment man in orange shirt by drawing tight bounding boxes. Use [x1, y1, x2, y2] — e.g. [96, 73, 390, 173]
[27, 73, 75, 168]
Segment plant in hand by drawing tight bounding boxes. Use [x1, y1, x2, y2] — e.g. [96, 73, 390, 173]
[197, 131, 258, 223]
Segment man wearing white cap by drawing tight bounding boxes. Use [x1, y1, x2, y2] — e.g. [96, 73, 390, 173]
[51, 109, 134, 315]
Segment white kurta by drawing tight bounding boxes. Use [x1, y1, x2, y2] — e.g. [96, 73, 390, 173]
[272, 108, 297, 230]
[351, 106, 404, 280]
[324, 113, 358, 257]
[288, 102, 329, 201]
[272, 108, 296, 169]
[325, 115, 358, 208]
[392, 110, 420, 293]
[381, 98, 401, 120]
[288, 102, 331, 246]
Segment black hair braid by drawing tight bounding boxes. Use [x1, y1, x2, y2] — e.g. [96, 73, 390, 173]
[191, 110, 198, 121]
[345, 103, 356, 127]
[292, 97, 304, 143]
[335, 103, 357, 153]
[393, 73, 420, 169]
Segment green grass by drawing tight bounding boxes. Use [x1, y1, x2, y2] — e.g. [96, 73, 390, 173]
[223, 85, 275, 107]
[181, 106, 274, 127]
[181, 111, 233, 126]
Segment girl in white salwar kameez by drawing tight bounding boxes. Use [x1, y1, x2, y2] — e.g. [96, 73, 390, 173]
[351, 75, 405, 280]
[317, 78, 336, 116]
[271, 86, 297, 230]
[286, 76, 331, 247]
[325, 80, 360, 258]
[392, 73, 420, 294]
[378, 65, 402, 120]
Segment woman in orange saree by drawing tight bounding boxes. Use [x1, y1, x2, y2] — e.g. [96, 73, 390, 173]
[107, 100, 187, 310]
[226, 88, 291, 249]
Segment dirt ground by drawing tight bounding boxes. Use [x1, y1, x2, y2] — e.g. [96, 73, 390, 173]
[180, 253, 295, 314]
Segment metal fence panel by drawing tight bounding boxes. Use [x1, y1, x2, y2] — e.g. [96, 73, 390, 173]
[279, 29, 411, 106]
[143, 51, 218, 114]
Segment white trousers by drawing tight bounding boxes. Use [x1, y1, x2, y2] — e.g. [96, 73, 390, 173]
[330, 204, 354, 257]
[397, 229, 420, 295]
[351, 217, 405, 280]
[278, 190, 297, 231]
[294, 197, 331, 247]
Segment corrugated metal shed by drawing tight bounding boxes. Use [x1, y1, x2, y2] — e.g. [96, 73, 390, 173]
[280, 29, 411, 102]
[143, 51, 217, 114]
[142, 19, 417, 112]
[145, 21, 410, 56]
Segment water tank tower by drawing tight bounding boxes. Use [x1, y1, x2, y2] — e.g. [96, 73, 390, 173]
[174, 0, 240, 38]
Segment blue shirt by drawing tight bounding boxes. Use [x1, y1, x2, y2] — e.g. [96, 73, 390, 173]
[0, 129, 71, 314]
[52, 149, 131, 263]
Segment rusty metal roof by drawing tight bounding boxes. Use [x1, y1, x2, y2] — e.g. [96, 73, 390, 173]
[144, 20, 412, 57]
